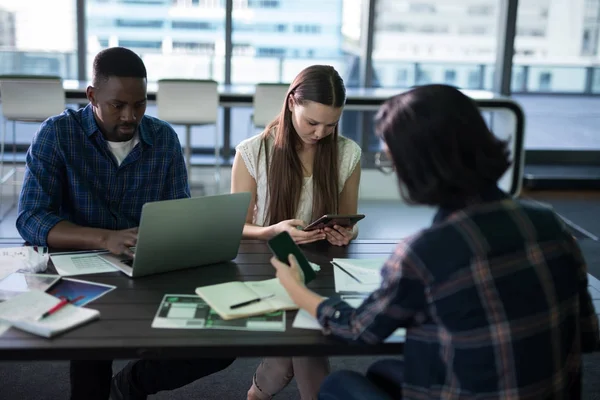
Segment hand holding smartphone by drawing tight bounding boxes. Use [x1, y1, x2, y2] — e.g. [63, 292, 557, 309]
[302, 214, 365, 232]
[267, 231, 317, 284]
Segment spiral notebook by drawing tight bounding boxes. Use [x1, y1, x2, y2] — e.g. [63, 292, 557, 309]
[0, 290, 100, 338]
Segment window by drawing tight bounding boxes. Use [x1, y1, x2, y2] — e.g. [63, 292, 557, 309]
[467, 70, 481, 89]
[444, 69, 456, 84]
[467, 5, 494, 16]
[119, 40, 162, 49]
[409, 2, 435, 13]
[0, 0, 77, 79]
[231, 0, 351, 84]
[172, 21, 217, 30]
[248, 0, 280, 7]
[372, 0, 500, 89]
[397, 69, 408, 86]
[116, 19, 164, 28]
[231, 0, 360, 153]
[459, 25, 488, 35]
[172, 41, 214, 54]
[293, 25, 321, 34]
[257, 47, 286, 57]
[86, 0, 225, 83]
[512, 0, 600, 150]
[538, 72, 552, 91]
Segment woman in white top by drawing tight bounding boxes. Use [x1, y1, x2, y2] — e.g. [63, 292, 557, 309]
[231, 65, 362, 399]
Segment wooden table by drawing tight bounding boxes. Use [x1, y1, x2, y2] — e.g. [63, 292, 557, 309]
[0, 240, 404, 361]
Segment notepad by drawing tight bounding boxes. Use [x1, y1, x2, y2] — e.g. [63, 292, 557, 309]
[195, 278, 297, 320]
[0, 290, 100, 338]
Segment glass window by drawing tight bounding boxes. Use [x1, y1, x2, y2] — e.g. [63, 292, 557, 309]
[230, 0, 363, 152]
[231, 0, 353, 85]
[86, 0, 225, 82]
[371, 0, 501, 90]
[512, 0, 600, 150]
[0, 0, 77, 79]
[0, 0, 77, 149]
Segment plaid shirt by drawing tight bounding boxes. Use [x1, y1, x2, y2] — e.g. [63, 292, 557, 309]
[17, 104, 190, 245]
[318, 186, 599, 399]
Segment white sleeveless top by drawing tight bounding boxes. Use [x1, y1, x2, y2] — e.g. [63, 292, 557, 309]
[236, 133, 362, 227]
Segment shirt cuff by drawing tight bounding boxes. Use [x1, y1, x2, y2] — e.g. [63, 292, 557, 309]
[36, 215, 64, 246]
[316, 297, 347, 329]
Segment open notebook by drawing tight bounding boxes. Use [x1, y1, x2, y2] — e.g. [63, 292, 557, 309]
[195, 278, 297, 320]
[0, 290, 100, 338]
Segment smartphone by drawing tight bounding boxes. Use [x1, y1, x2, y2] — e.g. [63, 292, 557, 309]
[303, 214, 365, 232]
[267, 231, 317, 284]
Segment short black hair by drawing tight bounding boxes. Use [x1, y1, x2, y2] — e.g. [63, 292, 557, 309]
[375, 84, 511, 208]
[92, 47, 147, 87]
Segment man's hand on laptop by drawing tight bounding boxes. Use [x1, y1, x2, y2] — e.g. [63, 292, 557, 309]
[104, 227, 138, 257]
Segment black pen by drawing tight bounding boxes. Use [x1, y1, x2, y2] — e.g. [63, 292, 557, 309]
[331, 262, 363, 284]
[230, 294, 275, 310]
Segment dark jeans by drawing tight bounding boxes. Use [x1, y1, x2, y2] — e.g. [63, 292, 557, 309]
[318, 359, 404, 400]
[69, 358, 235, 400]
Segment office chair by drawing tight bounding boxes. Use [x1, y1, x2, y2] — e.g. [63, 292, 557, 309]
[0, 75, 65, 220]
[156, 79, 220, 194]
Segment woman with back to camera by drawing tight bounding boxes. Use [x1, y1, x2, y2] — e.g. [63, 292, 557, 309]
[267, 84, 599, 400]
[231, 65, 362, 399]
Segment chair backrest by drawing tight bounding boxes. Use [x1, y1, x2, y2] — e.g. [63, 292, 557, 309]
[252, 83, 289, 128]
[0, 75, 65, 122]
[157, 79, 219, 125]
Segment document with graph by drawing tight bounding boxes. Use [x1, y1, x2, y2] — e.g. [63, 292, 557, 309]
[152, 294, 285, 332]
[50, 251, 117, 276]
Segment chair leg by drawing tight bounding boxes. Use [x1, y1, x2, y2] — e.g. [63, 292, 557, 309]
[185, 125, 192, 179]
[214, 122, 220, 194]
[0, 119, 5, 222]
[12, 120, 17, 206]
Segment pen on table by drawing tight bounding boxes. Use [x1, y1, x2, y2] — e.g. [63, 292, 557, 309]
[36, 295, 83, 321]
[331, 262, 363, 284]
[230, 294, 275, 310]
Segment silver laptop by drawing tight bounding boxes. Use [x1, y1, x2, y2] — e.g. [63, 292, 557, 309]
[99, 192, 251, 278]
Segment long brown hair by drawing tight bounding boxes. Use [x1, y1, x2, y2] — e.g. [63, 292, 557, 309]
[261, 65, 346, 226]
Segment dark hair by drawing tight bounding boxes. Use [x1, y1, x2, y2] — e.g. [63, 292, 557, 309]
[92, 47, 147, 87]
[375, 84, 511, 208]
[262, 65, 346, 225]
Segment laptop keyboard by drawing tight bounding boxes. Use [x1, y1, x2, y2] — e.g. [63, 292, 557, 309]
[122, 258, 134, 266]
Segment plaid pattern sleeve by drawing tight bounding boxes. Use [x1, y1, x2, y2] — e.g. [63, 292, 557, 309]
[317, 239, 428, 344]
[16, 105, 190, 245]
[316, 189, 599, 399]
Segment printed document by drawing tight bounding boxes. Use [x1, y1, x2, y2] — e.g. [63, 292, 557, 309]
[50, 252, 117, 276]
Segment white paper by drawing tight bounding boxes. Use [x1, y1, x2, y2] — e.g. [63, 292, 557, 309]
[0, 247, 49, 280]
[332, 258, 387, 292]
[0, 322, 10, 336]
[333, 265, 381, 293]
[50, 253, 117, 276]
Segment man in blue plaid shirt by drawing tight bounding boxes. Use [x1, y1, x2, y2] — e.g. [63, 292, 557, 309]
[16, 47, 233, 400]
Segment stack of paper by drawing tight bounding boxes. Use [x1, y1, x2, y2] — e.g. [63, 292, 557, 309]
[331, 258, 387, 294]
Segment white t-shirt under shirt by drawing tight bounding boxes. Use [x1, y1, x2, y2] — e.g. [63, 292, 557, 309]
[235, 132, 362, 227]
[106, 135, 140, 166]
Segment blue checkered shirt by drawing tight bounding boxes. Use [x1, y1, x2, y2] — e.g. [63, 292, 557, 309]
[17, 104, 190, 245]
[318, 187, 599, 399]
